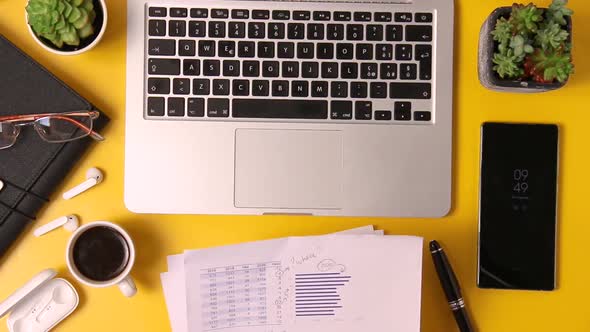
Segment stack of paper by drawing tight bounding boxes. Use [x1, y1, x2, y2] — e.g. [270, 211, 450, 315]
[161, 226, 423, 332]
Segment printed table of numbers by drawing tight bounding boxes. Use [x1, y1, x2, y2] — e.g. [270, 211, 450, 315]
[201, 261, 283, 331]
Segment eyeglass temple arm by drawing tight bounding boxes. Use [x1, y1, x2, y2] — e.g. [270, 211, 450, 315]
[48, 116, 105, 141]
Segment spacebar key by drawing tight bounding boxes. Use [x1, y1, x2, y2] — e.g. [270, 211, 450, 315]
[233, 99, 328, 119]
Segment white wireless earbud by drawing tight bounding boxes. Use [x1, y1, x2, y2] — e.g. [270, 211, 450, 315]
[62, 167, 103, 200]
[0, 180, 4, 192]
[34, 215, 79, 237]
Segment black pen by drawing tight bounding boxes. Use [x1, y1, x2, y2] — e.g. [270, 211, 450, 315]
[429, 240, 475, 332]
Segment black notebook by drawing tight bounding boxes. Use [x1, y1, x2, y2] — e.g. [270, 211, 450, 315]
[0, 35, 109, 258]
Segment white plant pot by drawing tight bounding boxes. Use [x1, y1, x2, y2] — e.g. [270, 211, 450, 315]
[26, 0, 108, 56]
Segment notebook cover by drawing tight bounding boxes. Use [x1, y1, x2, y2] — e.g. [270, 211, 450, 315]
[0, 34, 109, 258]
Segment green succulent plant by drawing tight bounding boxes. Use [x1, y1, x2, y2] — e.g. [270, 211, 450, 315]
[545, 0, 573, 26]
[26, 0, 96, 49]
[511, 3, 544, 34]
[535, 22, 569, 50]
[490, 0, 574, 84]
[493, 49, 525, 79]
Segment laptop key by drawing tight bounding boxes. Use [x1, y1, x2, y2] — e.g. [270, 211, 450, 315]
[297, 43, 314, 59]
[287, 23, 305, 40]
[233, 80, 250, 96]
[211, 9, 229, 19]
[188, 21, 206, 37]
[376, 44, 393, 60]
[331, 81, 348, 98]
[331, 101, 353, 119]
[193, 79, 210, 95]
[231, 9, 249, 19]
[173, 78, 190, 95]
[209, 21, 226, 38]
[416, 44, 432, 80]
[311, 81, 328, 97]
[273, 10, 290, 20]
[148, 7, 166, 17]
[218, 41, 236, 57]
[170, 8, 187, 18]
[356, 44, 373, 60]
[203, 60, 221, 76]
[354, 12, 371, 22]
[207, 98, 230, 117]
[183, 59, 200, 76]
[252, 80, 270, 96]
[366, 25, 383, 41]
[302, 62, 319, 78]
[380, 63, 398, 79]
[321, 62, 338, 78]
[272, 80, 289, 96]
[147, 97, 165, 116]
[375, 110, 392, 120]
[253, 10, 270, 20]
[313, 11, 331, 21]
[334, 12, 351, 21]
[394, 12, 412, 22]
[278, 42, 295, 58]
[238, 41, 255, 58]
[396, 44, 412, 60]
[400, 63, 418, 80]
[282, 61, 299, 77]
[327, 24, 344, 40]
[292, 81, 309, 97]
[243, 61, 260, 77]
[293, 11, 311, 20]
[355, 101, 372, 120]
[375, 12, 392, 22]
[248, 22, 265, 39]
[395, 101, 412, 113]
[259, 42, 275, 58]
[268, 23, 285, 39]
[178, 40, 196, 56]
[414, 111, 431, 121]
[148, 20, 166, 36]
[341, 62, 358, 78]
[361, 63, 378, 79]
[212, 79, 230, 95]
[385, 25, 403, 41]
[223, 60, 240, 76]
[351, 82, 368, 98]
[198, 40, 215, 57]
[415, 13, 433, 23]
[336, 43, 353, 59]
[406, 25, 433, 42]
[187, 98, 205, 117]
[167, 98, 185, 116]
[148, 59, 180, 75]
[147, 78, 169, 94]
[228, 22, 246, 38]
[307, 24, 324, 40]
[190, 8, 208, 18]
[148, 39, 175, 55]
[347, 25, 363, 40]
[233, 99, 328, 119]
[370, 82, 387, 98]
[389, 83, 431, 99]
[394, 107, 411, 121]
[317, 43, 334, 59]
[262, 61, 280, 77]
[169, 20, 186, 37]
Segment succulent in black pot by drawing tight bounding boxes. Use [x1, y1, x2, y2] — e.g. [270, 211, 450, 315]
[478, 0, 574, 92]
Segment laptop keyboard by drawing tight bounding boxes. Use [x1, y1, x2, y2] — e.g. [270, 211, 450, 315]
[145, 5, 434, 123]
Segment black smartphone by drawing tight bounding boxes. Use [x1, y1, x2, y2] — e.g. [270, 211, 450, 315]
[477, 123, 559, 291]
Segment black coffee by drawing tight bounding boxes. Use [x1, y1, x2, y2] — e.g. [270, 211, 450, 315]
[73, 226, 130, 282]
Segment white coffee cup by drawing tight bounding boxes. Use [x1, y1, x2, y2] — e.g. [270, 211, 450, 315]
[66, 221, 137, 297]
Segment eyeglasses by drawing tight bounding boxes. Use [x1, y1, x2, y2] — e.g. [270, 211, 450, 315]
[0, 111, 104, 150]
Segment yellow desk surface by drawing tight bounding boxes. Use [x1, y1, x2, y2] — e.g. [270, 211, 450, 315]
[1, 0, 589, 331]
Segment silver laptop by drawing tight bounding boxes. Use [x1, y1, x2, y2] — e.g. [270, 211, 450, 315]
[125, 0, 454, 217]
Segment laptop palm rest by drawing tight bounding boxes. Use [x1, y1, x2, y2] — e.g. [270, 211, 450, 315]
[234, 129, 343, 210]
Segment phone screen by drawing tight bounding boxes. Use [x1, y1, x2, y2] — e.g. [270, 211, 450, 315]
[478, 123, 558, 290]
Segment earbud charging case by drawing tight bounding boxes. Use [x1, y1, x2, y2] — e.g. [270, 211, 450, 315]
[0, 269, 79, 332]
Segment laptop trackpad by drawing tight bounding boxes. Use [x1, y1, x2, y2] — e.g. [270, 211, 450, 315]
[234, 129, 343, 210]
